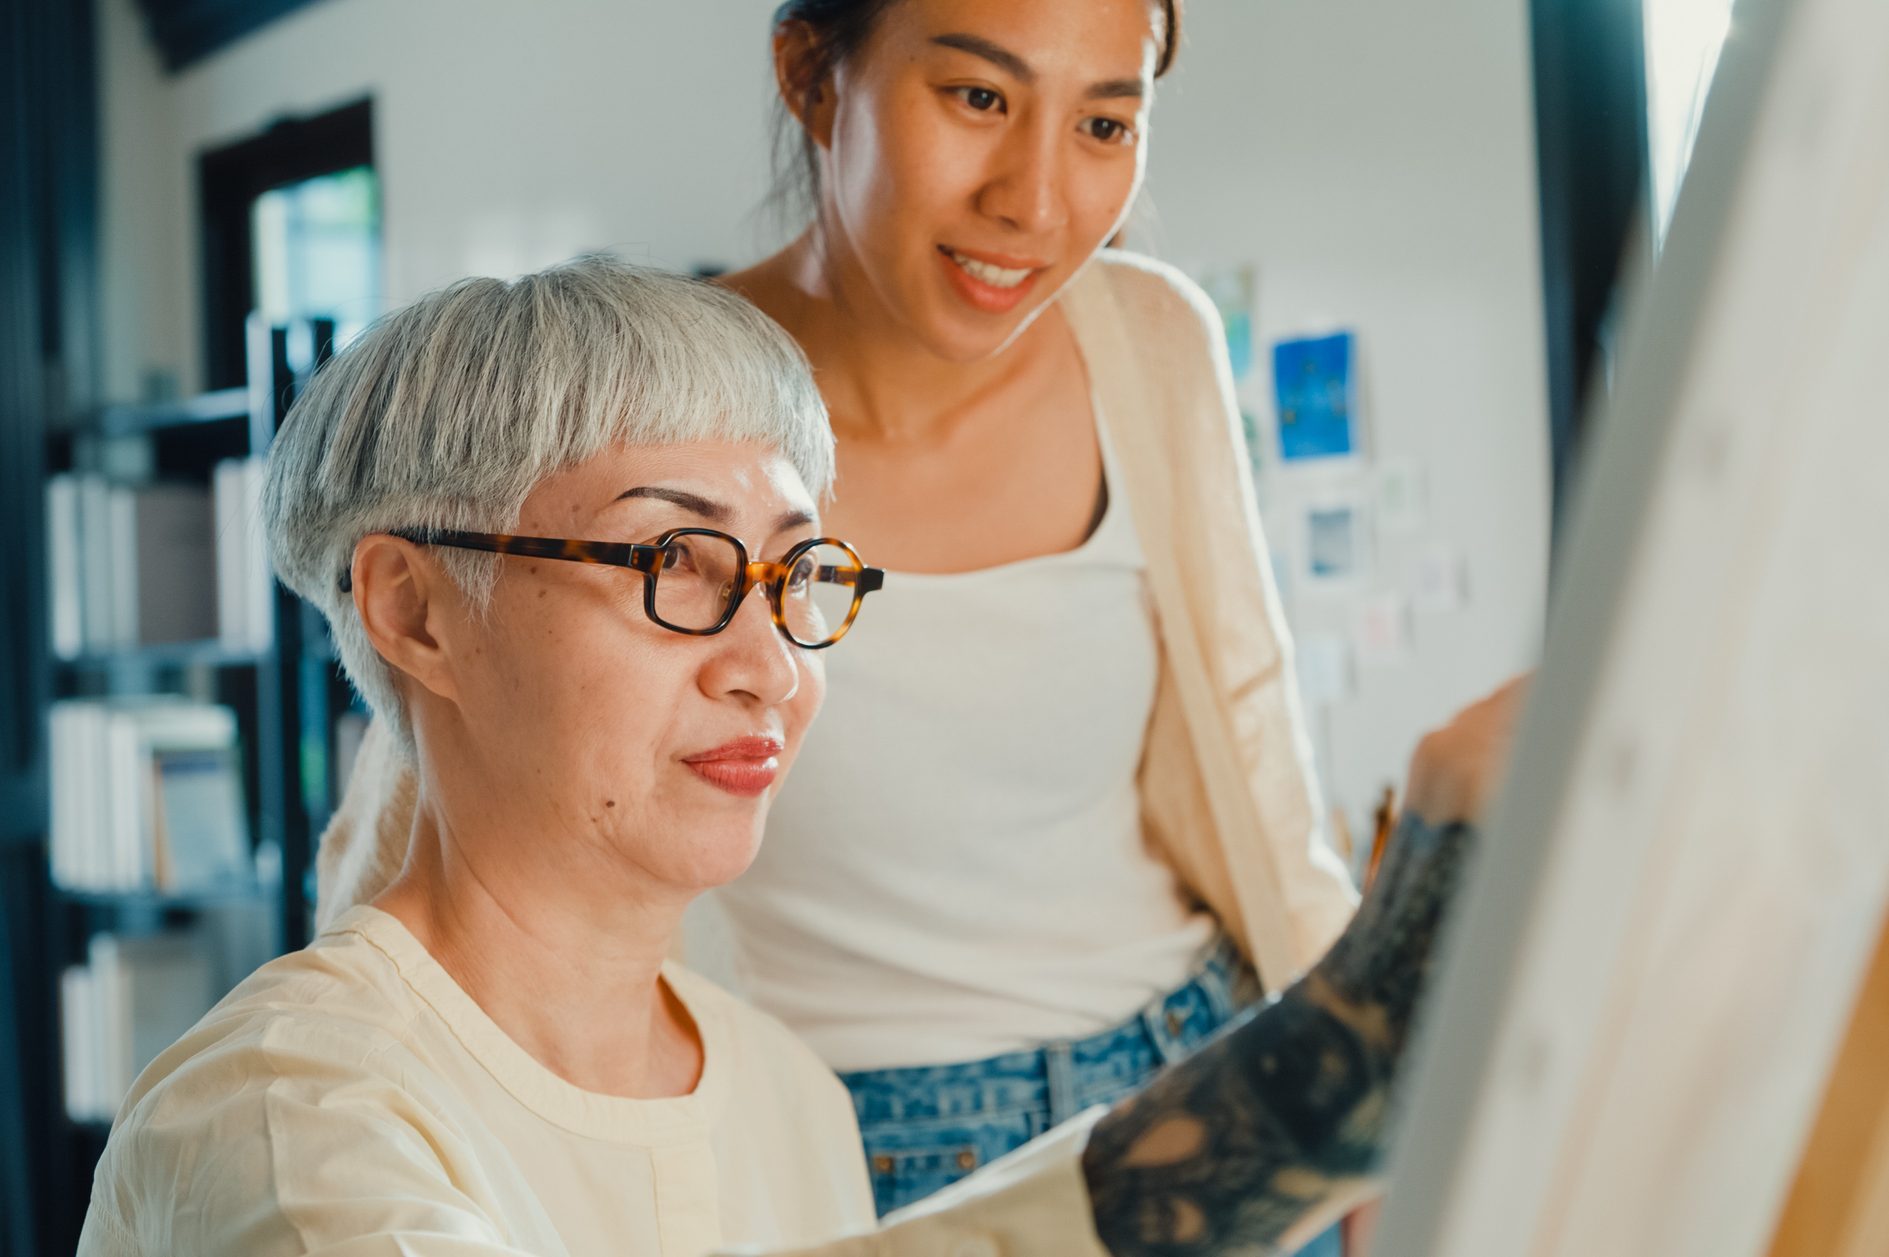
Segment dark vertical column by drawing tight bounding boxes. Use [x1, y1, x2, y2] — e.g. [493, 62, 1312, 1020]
[249, 321, 310, 953]
[1530, 0, 1654, 540]
[0, 0, 98, 1249]
[248, 316, 336, 953]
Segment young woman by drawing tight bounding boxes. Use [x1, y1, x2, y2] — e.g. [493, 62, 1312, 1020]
[320, 0, 1360, 1242]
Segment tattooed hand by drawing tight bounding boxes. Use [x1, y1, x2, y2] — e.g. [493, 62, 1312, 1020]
[1081, 813, 1478, 1256]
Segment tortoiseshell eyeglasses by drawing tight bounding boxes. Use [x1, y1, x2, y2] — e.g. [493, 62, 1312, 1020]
[342, 527, 885, 649]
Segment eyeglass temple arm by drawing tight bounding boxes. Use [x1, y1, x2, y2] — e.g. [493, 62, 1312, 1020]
[338, 530, 658, 592]
[831, 566, 885, 594]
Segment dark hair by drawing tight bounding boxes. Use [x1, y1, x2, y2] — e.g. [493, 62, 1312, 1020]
[767, 0, 1182, 225]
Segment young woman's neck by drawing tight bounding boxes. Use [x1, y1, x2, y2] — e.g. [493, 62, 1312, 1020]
[726, 228, 1047, 445]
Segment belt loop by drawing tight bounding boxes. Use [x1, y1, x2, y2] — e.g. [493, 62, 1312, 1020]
[1141, 1002, 1187, 1067]
[1197, 937, 1238, 1024]
[1045, 1041, 1078, 1126]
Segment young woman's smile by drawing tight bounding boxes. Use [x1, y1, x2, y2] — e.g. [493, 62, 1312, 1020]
[936, 243, 1048, 312]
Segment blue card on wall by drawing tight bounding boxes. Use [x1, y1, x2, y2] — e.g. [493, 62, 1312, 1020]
[1273, 332, 1357, 462]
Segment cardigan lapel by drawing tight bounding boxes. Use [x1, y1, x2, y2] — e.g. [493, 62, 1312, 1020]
[1059, 261, 1314, 989]
[1061, 268, 1178, 584]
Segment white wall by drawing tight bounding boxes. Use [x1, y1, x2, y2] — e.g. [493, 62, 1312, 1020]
[99, 0, 1550, 841]
[1141, 0, 1551, 836]
[100, 0, 792, 399]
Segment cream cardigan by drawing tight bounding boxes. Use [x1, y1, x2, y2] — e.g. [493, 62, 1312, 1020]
[297, 250, 1360, 1254]
[1061, 250, 1360, 988]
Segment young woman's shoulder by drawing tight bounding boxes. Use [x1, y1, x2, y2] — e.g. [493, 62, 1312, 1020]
[1075, 248, 1226, 358]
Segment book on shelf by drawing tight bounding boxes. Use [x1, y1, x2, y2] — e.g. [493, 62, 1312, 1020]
[49, 699, 253, 895]
[61, 930, 219, 1123]
[46, 474, 83, 657]
[214, 457, 273, 654]
[125, 482, 220, 645]
[45, 475, 217, 653]
[46, 464, 274, 658]
[78, 475, 116, 653]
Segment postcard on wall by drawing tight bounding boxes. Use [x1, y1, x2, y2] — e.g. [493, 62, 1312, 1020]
[1410, 541, 1470, 614]
[1273, 330, 1359, 463]
[1296, 633, 1356, 707]
[1354, 592, 1415, 669]
[1301, 496, 1372, 591]
[1376, 457, 1428, 534]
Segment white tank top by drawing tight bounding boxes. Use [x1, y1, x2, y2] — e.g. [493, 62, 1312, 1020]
[716, 411, 1215, 1072]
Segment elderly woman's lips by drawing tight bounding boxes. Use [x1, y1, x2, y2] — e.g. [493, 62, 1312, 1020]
[684, 736, 785, 762]
[682, 737, 784, 798]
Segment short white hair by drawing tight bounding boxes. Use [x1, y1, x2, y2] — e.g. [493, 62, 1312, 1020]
[262, 255, 834, 747]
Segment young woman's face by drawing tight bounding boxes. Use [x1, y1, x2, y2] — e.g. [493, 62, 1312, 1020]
[812, 0, 1162, 361]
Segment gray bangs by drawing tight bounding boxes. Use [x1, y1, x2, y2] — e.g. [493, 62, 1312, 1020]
[261, 255, 835, 744]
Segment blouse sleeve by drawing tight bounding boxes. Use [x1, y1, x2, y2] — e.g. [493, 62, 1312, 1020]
[78, 1025, 549, 1257]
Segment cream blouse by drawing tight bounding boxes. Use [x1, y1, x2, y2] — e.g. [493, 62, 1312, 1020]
[76, 906, 876, 1256]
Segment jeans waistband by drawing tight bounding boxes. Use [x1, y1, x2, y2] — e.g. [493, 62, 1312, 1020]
[842, 933, 1254, 1127]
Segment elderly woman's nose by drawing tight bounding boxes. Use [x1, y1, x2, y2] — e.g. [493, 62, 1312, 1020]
[702, 588, 801, 705]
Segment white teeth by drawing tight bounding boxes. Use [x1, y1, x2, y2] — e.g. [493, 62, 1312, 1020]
[949, 250, 1032, 289]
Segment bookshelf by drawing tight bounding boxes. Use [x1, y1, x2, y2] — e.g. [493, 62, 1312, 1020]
[32, 315, 359, 1248]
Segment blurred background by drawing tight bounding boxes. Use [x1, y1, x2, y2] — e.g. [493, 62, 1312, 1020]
[0, 0, 1734, 1249]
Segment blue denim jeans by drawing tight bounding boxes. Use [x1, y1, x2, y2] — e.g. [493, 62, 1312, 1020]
[838, 936, 1344, 1256]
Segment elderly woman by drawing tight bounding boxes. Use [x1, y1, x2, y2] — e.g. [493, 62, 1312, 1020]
[77, 257, 1515, 1257]
[79, 259, 891, 1255]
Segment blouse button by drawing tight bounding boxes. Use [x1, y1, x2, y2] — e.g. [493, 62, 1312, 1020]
[955, 1148, 978, 1171]
[872, 1154, 895, 1174]
[1165, 1009, 1185, 1038]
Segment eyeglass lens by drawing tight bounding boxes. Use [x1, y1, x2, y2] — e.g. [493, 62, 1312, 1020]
[651, 534, 861, 646]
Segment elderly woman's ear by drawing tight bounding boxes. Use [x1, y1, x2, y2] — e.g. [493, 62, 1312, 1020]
[349, 532, 463, 711]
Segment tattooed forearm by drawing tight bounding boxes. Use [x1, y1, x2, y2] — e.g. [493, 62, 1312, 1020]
[1082, 814, 1476, 1256]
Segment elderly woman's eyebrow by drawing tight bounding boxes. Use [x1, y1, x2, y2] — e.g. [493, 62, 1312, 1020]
[616, 485, 729, 521]
[614, 485, 817, 535]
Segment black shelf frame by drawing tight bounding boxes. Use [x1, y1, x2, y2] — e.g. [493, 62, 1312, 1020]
[88, 387, 249, 437]
[247, 317, 337, 951]
[54, 882, 270, 913]
[54, 641, 268, 675]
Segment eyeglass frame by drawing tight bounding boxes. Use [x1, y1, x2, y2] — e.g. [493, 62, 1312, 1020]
[338, 526, 885, 649]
